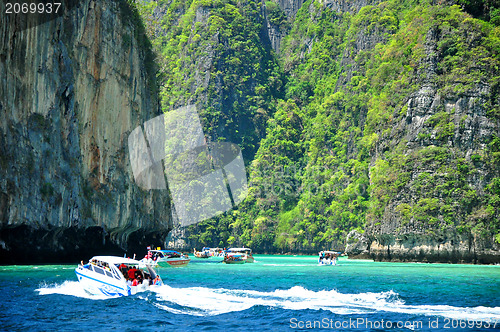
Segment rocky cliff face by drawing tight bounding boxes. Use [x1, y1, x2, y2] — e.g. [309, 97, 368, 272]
[319, 0, 378, 13]
[345, 11, 500, 263]
[277, 0, 306, 18]
[262, 0, 305, 53]
[0, 0, 171, 264]
[257, 0, 500, 262]
[107, 0, 500, 263]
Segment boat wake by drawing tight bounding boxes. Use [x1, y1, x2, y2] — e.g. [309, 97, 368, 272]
[37, 282, 500, 322]
[36, 281, 114, 300]
[152, 285, 500, 321]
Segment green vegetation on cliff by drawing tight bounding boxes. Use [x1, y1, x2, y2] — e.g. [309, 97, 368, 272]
[134, 0, 500, 255]
[136, 0, 284, 158]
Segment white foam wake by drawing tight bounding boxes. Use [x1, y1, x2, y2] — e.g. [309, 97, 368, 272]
[36, 281, 113, 300]
[152, 285, 500, 320]
[36, 281, 500, 322]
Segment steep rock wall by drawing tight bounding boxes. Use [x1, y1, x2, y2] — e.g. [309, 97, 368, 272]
[346, 16, 500, 263]
[262, 0, 306, 54]
[268, 0, 500, 261]
[0, 0, 171, 264]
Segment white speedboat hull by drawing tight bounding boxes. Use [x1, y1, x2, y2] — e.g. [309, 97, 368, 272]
[75, 256, 162, 297]
[75, 265, 132, 296]
[318, 259, 337, 266]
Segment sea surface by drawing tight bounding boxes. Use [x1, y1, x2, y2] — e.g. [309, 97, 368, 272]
[1, 255, 499, 331]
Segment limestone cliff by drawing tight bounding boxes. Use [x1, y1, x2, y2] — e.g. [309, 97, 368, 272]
[343, 6, 500, 263]
[114, 0, 500, 264]
[252, 0, 500, 262]
[0, 0, 171, 264]
[262, 0, 304, 53]
[269, 0, 499, 263]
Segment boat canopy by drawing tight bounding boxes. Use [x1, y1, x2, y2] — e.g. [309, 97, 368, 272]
[149, 249, 181, 254]
[319, 251, 341, 255]
[227, 248, 252, 253]
[91, 256, 142, 265]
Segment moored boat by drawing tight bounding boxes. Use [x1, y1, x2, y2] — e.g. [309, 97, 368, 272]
[194, 247, 225, 261]
[193, 247, 210, 258]
[318, 251, 341, 265]
[223, 254, 246, 264]
[208, 247, 225, 259]
[223, 248, 254, 264]
[141, 249, 191, 267]
[75, 256, 162, 296]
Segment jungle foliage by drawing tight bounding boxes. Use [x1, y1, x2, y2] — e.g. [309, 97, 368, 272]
[131, 0, 500, 252]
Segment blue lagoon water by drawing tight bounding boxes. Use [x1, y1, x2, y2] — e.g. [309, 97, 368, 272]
[1, 256, 499, 331]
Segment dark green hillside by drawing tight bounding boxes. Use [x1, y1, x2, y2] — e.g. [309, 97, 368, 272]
[135, 0, 500, 261]
[137, 0, 284, 158]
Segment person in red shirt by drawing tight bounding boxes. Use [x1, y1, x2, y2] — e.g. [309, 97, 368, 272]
[128, 268, 137, 280]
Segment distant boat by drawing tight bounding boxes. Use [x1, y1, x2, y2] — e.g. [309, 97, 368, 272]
[208, 247, 225, 259]
[194, 247, 225, 260]
[194, 248, 210, 258]
[75, 256, 162, 296]
[141, 249, 191, 267]
[223, 248, 254, 264]
[318, 251, 341, 265]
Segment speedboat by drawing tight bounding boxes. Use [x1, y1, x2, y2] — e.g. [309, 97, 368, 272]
[75, 256, 162, 296]
[223, 248, 254, 264]
[141, 249, 191, 267]
[318, 251, 341, 265]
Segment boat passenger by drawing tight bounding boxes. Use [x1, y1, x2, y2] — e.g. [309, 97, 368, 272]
[153, 276, 161, 285]
[131, 270, 144, 286]
[128, 268, 138, 280]
[143, 271, 151, 282]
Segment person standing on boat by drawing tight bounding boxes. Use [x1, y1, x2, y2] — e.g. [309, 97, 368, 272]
[128, 268, 138, 280]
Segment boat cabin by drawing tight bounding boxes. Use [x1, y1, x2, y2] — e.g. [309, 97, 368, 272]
[86, 256, 158, 284]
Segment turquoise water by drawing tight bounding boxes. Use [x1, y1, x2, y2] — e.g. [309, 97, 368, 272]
[1, 255, 500, 331]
